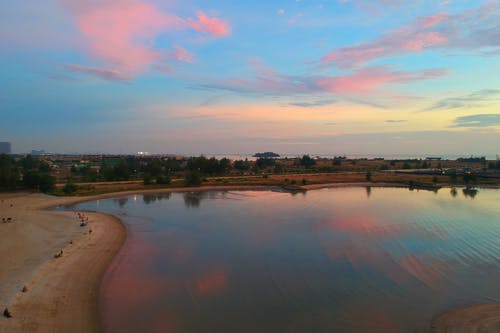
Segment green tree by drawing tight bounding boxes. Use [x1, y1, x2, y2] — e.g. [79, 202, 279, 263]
[366, 171, 372, 181]
[143, 172, 152, 185]
[101, 166, 115, 181]
[20, 155, 37, 170]
[114, 161, 130, 180]
[234, 159, 250, 171]
[256, 158, 276, 169]
[148, 159, 162, 177]
[185, 170, 202, 186]
[62, 179, 78, 195]
[299, 155, 316, 167]
[156, 173, 171, 185]
[22, 170, 40, 189]
[0, 154, 19, 189]
[38, 174, 56, 193]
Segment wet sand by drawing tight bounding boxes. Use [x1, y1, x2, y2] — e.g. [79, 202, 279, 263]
[430, 304, 500, 333]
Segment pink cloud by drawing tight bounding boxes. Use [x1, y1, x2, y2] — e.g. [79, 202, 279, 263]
[321, 46, 387, 69]
[418, 13, 448, 28]
[403, 32, 447, 51]
[61, 0, 181, 79]
[166, 45, 194, 63]
[187, 11, 230, 37]
[60, 1, 230, 80]
[316, 66, 448, 94]
[155, 64, 174, 73]
[248, 57, 281, 79]
[202, 59, 448, 96]
[321, 3, 500, 69]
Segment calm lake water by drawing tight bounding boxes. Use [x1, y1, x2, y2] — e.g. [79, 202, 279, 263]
[67, 187, 500, 333]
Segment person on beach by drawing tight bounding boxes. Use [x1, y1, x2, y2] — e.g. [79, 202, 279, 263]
[54, 250, 63, 258]
[3, 308, 12, 318]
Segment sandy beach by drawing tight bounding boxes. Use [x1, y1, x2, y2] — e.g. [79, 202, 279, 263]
[0, 186, 273, 333]
[0, 193, 125, 333]
[1, 187, 500, 333]
[429, 304, 500, 332]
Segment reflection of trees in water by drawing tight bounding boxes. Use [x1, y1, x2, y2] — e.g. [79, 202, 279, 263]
[183, 192, 206, 208]
[366, 186, 372, 198]
[158, 193, 172, 201]
[289, 190, 306, 197]
[450, 188, 458, 198]
[183, 191, 231, 208]
[142, 193, 172, 205]
[462, 187, 479, 199]
[117, 197, 128, 207]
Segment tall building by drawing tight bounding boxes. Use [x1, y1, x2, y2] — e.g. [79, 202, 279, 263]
[0, 142, 11, 154]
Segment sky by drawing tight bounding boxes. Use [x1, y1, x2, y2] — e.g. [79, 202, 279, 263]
[0, 0, 499, 156]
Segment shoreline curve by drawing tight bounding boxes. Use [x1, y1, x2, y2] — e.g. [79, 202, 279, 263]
[0, 193, 126, 333]
[429, 304, 500, 332]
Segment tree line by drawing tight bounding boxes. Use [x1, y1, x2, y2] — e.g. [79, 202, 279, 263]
[3, 153, 500, 193]
[0, 154, 56, 192]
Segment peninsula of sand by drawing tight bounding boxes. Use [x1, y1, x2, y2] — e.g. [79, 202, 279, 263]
[0, 192, 125, 333]
[1, 187, 500, 333]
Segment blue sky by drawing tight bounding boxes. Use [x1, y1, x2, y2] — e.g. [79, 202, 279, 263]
[0, 0, 499, 156]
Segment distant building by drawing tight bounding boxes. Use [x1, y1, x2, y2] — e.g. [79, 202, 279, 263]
[0, 142, 11, 154]
[31, 149, 46, 156]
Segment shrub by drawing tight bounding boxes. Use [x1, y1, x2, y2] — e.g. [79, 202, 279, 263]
[38, 174, 56, 193]
[185, 170, 202, 186]
[156, 174, 171, 185]
[62, 181, 78, 195]
[143, 172, 152, 185]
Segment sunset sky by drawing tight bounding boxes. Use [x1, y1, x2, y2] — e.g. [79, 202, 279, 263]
[1, 0, 499, 156]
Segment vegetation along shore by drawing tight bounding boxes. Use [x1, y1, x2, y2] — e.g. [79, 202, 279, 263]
[1, 154, 499, 196]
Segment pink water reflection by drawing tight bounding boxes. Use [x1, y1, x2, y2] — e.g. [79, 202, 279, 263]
[87, 188, 500, 333]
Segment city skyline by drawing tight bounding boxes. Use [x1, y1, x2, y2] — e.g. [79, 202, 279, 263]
[1, 0, 499, 155]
